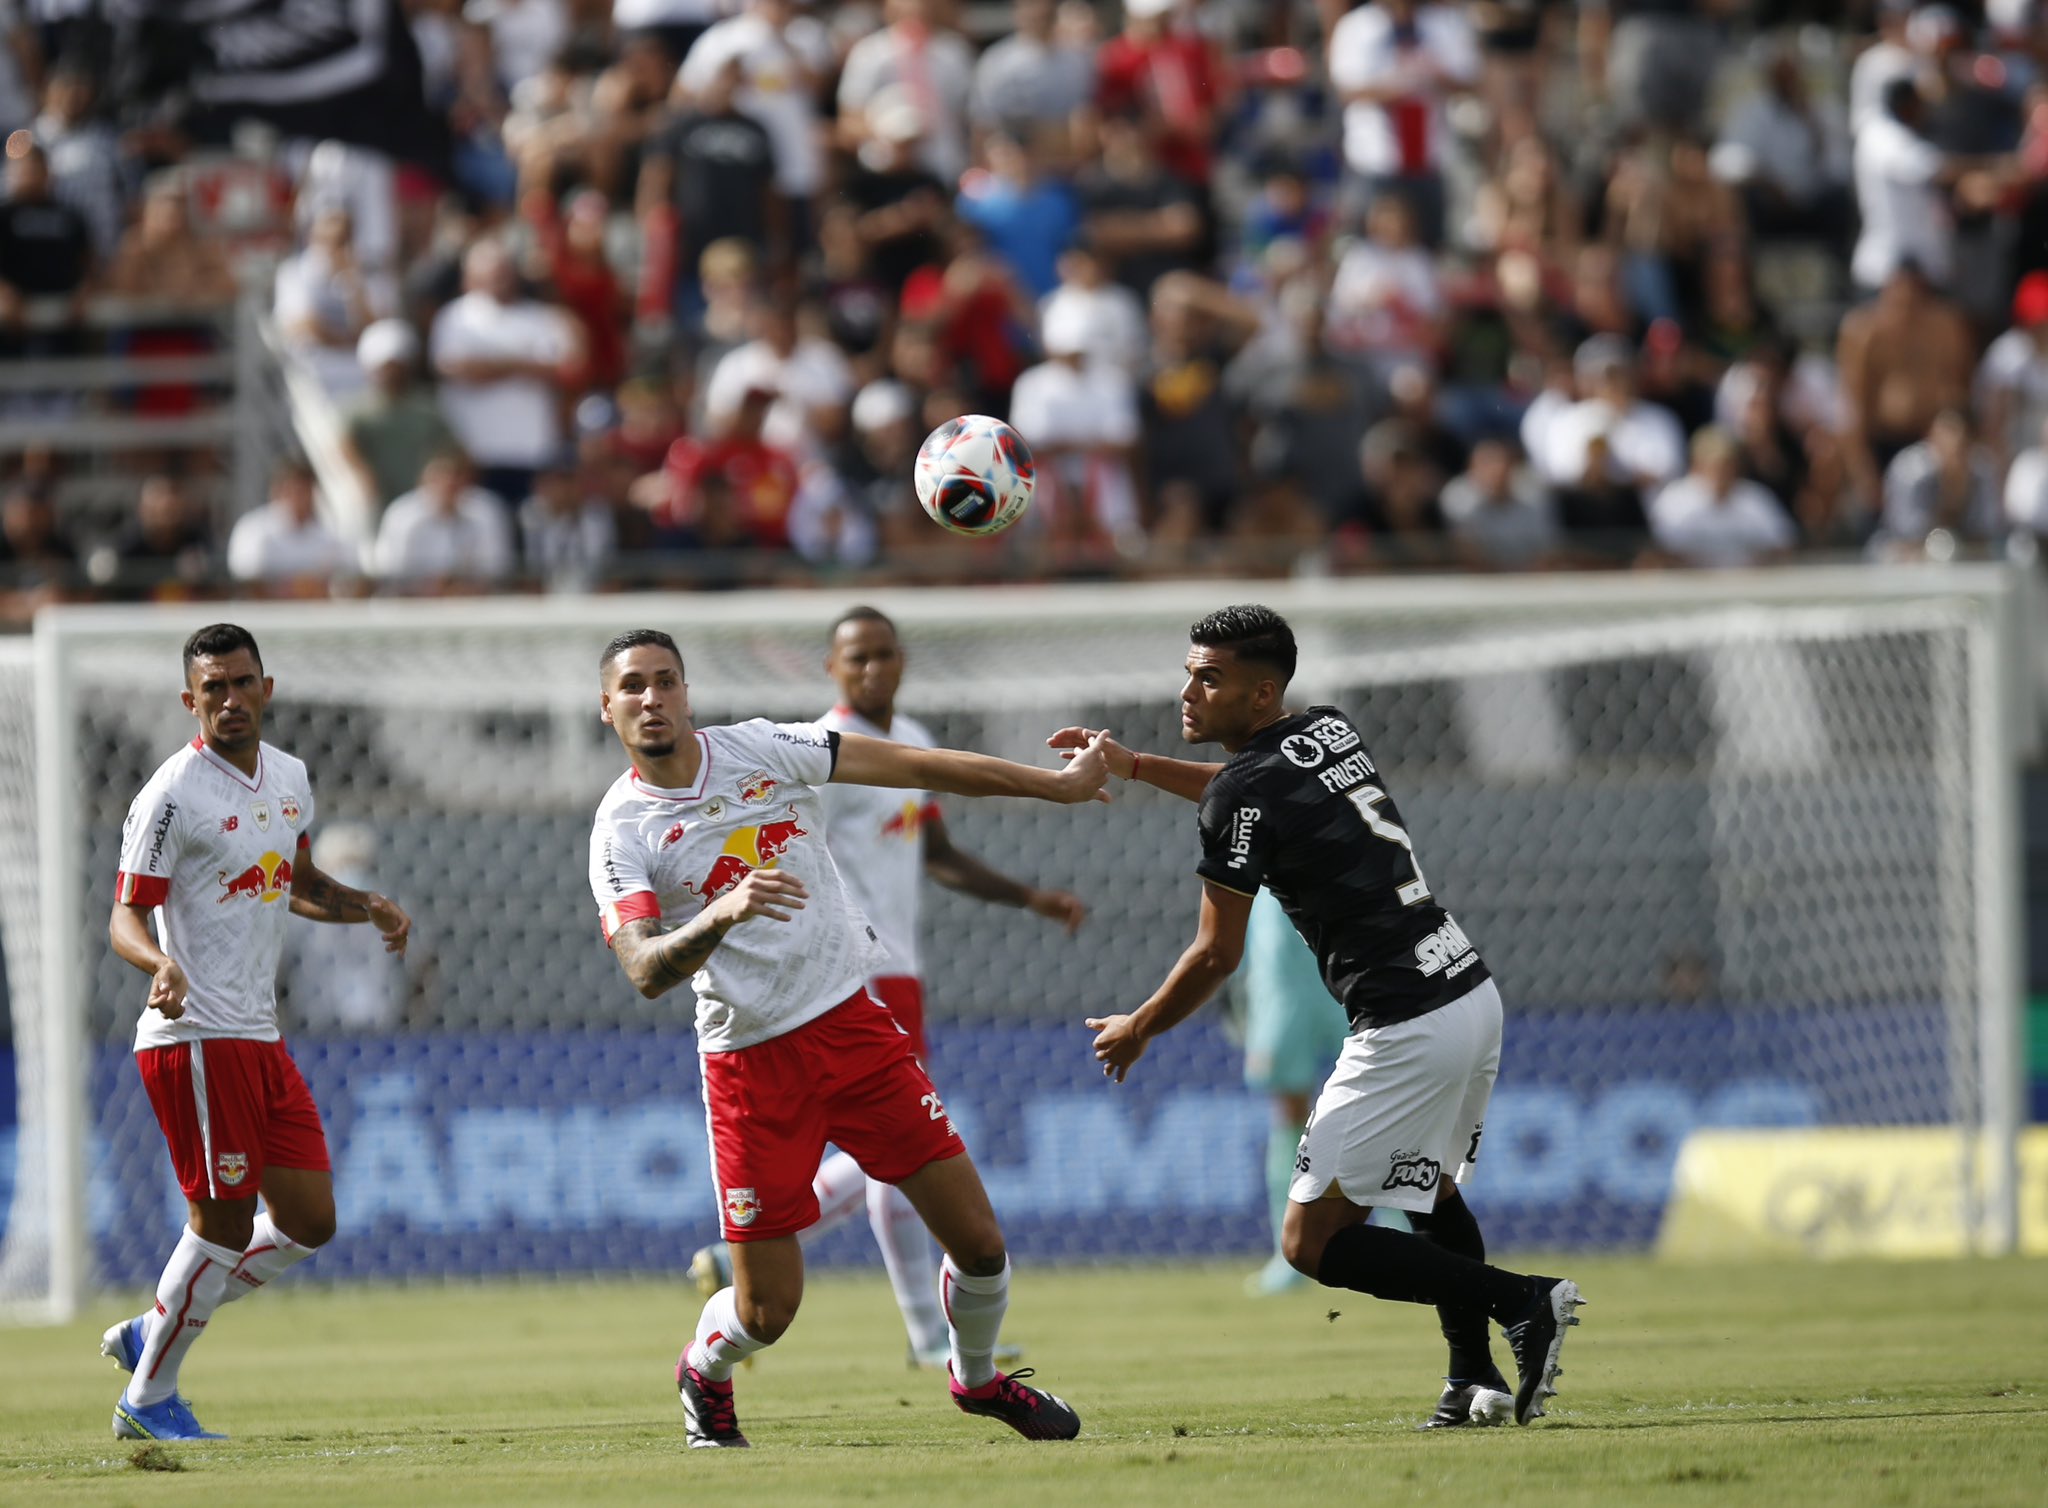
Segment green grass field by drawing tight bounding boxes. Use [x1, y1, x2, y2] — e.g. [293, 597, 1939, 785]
[3, 1256, 2044, 1506]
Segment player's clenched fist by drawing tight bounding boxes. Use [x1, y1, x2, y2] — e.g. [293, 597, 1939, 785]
[711, 869, 810, 926]
[147, 959, 189, 1019]
[1047, 726, 1136, 781]
[1084, 1012, 1149, 1083]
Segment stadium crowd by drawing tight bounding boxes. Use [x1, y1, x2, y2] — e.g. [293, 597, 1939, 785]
[5, 0, 2048, 611]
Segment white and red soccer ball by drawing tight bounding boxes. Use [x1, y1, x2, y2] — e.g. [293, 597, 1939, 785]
[913, 414, 1036, 536]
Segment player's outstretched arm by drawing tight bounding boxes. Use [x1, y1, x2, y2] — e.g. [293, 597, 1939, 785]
[1046, 726, 1221, 804]
[1086, 882, 1252, 1083]
[922, 813, 1087, 932]
[289, 852, 413, 955]
[609, 870, 808, 1000]
[109, 901, 189, 1019]
[832, 729, 1111, 805]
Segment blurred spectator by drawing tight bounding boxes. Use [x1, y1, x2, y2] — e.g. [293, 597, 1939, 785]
[1232, 280, 1382, 528]
[1095, 0, 1224, 190]
[801, 377, 909, 562]
[1009, 296, 1142, 552]
[1836, 260, 1974, 507]
[614, 0, 726, 75]
[473, 0, 570, 93]
[430, 238, 581, 506]
[676, 0, 831, 219]
[815, 203, 891, 358]
[1603, 134, 1743, 328]
[1142, 272, 1260, 543]
[643, 55, 777, 317]
[1580, 0, 1719, 133]
[1326, 193, 1443, 376]
[648, 384, 800, 550]
[0, 478, 76, 613]
[519, 449, 617, 590]
[107, 474, 213, 597]
[374, 450, 519, 589]
[1853, 76, 1965, 294]
[1647, 426, 1796, 569]
[343, 319, 460, 509]
[227, 456, 356, 590]
[279, 825, 408, 1031]
[1873, 407, 2003, 557]
[274, 204, 399, 400]
[899, 226, 1036, 411]
[1075, 111, 1204, 297]
[1850, 0, 1917, 131]
[1327, 0, 1478, 249]
[1237, 157, 1331, 281]
[294, 141, 402, 277]
[32, 60, 123, 260]
[0, 3, 34, 140]
[956, 132, 1078, 299]
[2003, 413, 2048, 538]
[972, 0, 1095, 147]
[1713, 45, 1852, 246]
[1529, 335, 1685, 492]
[1358, 414, 1448, 550]
[102, 181, 234, 304]
[703, 294, 854, 459]
[524, 185, 626, 390]
[0, 137, 92, 336]
[838, 0, 976, 185]
[844, 86, 952, 296]
[1440, 438, 1559, 569]
[1974, 270, 2048, 477]
[1040, 243, 1148, 374]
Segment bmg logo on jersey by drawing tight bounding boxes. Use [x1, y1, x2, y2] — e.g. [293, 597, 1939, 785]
[1225, 805, 1261, 869]
[216, 850, 293, 905]
[1414, 917, 1477, 978]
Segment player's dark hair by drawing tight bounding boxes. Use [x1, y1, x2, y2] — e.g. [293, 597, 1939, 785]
[1190, 604, 1296, 686]
[599, 628, 685, 680]
[182, 623, 262, 679]
[831, 605, 897, 643]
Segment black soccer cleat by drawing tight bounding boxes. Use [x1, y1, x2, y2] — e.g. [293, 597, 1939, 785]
[677, 1354, 750, 1448]
[1416, 1373, 1515, 1430]
[949, 1367, 1082, 1441]
[1503, 1277, 1585, 1425]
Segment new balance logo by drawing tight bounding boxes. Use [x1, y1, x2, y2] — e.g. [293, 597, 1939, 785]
[1414, 917, 1476, 978]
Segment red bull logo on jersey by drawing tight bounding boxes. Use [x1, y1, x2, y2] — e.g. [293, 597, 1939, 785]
[878, 799, 927, 841]
[737, 771, 779, 805]
[216, 850, 293, 905]
[683, 806, 807, 904]
[723, 1186, 760, 1228]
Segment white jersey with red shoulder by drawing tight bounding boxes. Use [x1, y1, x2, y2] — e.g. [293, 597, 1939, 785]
[115, 737, 316, 1051]
[588, 717, 884, 1052]
[815, 705, 937, 979]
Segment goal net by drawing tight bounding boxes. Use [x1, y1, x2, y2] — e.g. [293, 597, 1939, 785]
[0, 572, 2027, 1320]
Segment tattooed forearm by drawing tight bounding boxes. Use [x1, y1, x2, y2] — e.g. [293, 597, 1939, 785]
[289, 869, 373, 924]
[611, 913, 731, 1000]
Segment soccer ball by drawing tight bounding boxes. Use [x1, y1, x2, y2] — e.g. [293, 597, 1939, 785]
[913, 415, 1036, 536]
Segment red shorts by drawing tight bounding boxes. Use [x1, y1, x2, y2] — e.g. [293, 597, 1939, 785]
[136, 1038, 331, 1202]
[870, 974, 928, 1061]
[701, 989, 965, 1241]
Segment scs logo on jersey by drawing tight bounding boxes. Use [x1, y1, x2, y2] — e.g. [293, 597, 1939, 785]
[1414, 916, 1477, 978]
[737, 771, 780, 805]
[685, 805, 807, 904]
[1305, 714, 1361, 754]
[216, 850, 293, 905]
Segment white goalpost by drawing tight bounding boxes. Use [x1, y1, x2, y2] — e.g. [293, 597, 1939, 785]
[0, 567, 2031, 1322]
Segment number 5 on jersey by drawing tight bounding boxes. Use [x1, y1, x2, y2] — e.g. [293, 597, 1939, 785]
[1347, 786, 1431, 905]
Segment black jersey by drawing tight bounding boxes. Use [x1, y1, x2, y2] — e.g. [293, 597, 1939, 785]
[1196, 706, 1489, 1031]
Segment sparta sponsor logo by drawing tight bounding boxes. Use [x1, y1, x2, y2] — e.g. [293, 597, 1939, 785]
[1414, 916, 1477, 978]
[684, 805, 807, 904]
[216, 1152, 249, 1187]
[878, 799, 928, 840]
[1383, 1150, 1443, 1193]
[217, 850, 293, 904]
[724, 1187, 761, 1228]
[737, 771, 779, 805]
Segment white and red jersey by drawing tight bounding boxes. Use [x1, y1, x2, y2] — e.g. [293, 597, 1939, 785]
[815, 705, 937, 980]
[115, 738, 316, 1051]
[588, 718, 884, 1052]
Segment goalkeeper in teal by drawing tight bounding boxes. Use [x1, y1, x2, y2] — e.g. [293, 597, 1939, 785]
[1231, 889, 1348, 1296]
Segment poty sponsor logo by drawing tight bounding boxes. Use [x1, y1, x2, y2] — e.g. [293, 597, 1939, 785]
[1383, 1149, 1442, 1192]
[217, 850, 293, 904]
[1413, 916, 1476, 978]
[1225, 806, 1260, 870]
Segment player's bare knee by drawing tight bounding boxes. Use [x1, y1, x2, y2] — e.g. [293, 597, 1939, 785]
[737, 1292, 800, 1343]
[281, 1208, 336, 1248]
[949, 1242, 1008, 1278]
[191, 1201, 256, 1252]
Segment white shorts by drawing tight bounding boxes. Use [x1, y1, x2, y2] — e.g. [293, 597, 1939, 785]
[1288, 978, 1502, 1214]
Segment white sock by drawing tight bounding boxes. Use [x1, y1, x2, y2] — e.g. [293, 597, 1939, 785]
[867, 1179, 947, 1357]
[801, 1150, 869, 1242]
[125, 1227, 242, 1407]
[940, 1255, 1010, 1390]
[687, 1286, 768, 1383]
[215, 1212, 314, 1305]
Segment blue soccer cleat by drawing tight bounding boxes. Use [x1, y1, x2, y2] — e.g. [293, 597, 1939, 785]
[112, 1392, 227, 1441]
[100, 1314, 150, 1373]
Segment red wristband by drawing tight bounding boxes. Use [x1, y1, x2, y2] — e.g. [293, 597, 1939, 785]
[1129, 751, 1142, 782]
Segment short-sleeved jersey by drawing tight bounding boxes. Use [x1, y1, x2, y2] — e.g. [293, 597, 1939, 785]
[1196, 706, 1488, 1031]
[588, 718, 885, 1052]
[115, 738, 316, 1051]
[814, 706, 939, 979]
